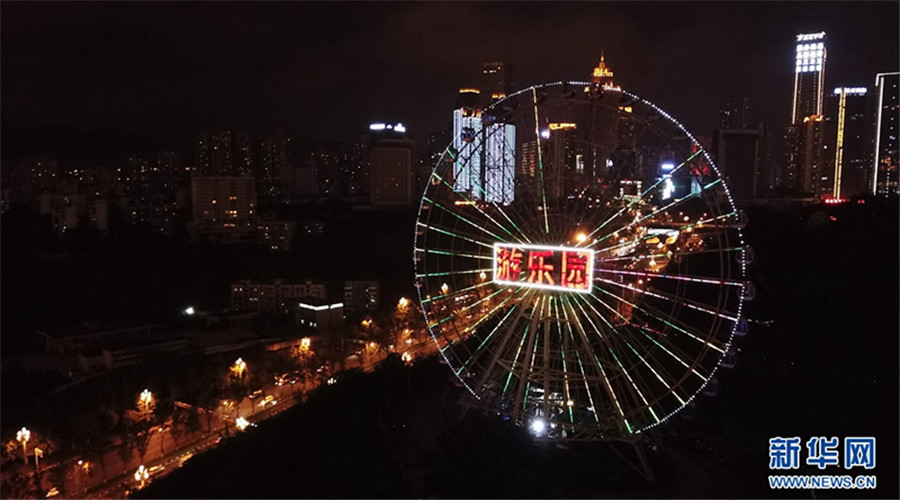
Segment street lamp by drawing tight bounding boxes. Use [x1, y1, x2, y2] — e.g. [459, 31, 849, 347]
[137, 389, 155, 420]
[231, 358, 247, 379]
[16, 427, 30, 464]
[134, 464, 149, 489]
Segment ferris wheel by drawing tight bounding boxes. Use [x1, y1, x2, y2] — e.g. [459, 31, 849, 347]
[413, 81, 752, 441]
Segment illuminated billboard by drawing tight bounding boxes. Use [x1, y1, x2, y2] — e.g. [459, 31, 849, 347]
[493, 243, 594, 293]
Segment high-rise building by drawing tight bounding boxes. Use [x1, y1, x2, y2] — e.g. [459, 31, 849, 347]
[343, 280, 380, 317]
[872, 72, 899, 196]
[830, 87, 869, 198]
[155, 151, 184, 191]
[452, 104, 483, 196]
[714, 127, 762, 205]
[210, 130, 234, 177]
[260, 131, 291, 197]
[482, 122, 516, 204]
[481, 61, 511, 109]
[720, 95, 750, 130]
[715, 95, 763, 203]
[782, 32, 828, 196]
[195, 132, 211, 176]
[792, 32, 827, 123]
[368, 124, 414, 206]
[190, 176, 257, 242]
[586, 53, 619, 94]
[799, 115, 827, 195]
[235, 132, 254, 178]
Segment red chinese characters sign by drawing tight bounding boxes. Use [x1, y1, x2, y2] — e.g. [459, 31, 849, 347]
[493, 243, 593, 293]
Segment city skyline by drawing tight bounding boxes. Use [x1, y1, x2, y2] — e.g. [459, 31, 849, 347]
[2, 2, 898, 165]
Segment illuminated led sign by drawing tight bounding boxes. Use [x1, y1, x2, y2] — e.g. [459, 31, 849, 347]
[833, 87, 867, 96]
[493, 243, 594, 293]
[796, 32, 825, 42]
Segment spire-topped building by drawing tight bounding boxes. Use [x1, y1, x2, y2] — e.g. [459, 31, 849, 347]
[586, 52, 620, 94]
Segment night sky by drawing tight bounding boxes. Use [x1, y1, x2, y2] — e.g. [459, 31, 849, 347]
[2, 1, 897, 164]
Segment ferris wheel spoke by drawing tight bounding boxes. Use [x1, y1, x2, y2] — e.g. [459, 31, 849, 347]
[563, 295, 631, 432]
[596, 244, 746, 264]
[568, 293, 661, 426]
[430, 164, 533, 245]
[587, 178, 724, 250]
[453, 291, 524, 377]
[552, 297, 577, 425]
[557, 296, 599, 424]
[424, 196, 517, 244]
[577, 149, 706, 246]
[595, 275, 740, 325]
[571, 292, 690, 415]
[421, 280, 492, 305]
[510, 295, 545, 420]
[417, 247, 493, 264]
[594, 268, 744, 288]
[590, 208, 736, 258]
[428, 282, 514, 335]
[593, 281, 729, 357]
[531, 88, 551, 234]
[416, 267, 493, 280]
[583, 288, 712, 383]
[417, 221, 495, 250]
[474, 288, 537, 392]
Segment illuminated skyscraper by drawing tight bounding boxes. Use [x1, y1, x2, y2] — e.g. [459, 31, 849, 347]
[452, 104, 483, 196]
[792, 32, 827, 123]
[830, 87, 868, 198]
[586, 53, 619, 94]
[872, 72, 899, 196]
[369, 123, 414, 206]
[481, 61, 511, 109]
[783, 32, 828, 195]
[482, 122, 516, 204]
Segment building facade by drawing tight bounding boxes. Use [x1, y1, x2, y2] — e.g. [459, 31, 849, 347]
[872, 72, 899, 196]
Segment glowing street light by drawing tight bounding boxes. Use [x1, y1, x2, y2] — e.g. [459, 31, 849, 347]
[231, 358, 247, 379]
[184, 306, 195, 316]
[16, 427, 30, 464]
[529, 418, 547, 436]
[134, 465, 149, 489]
[398, 297, 409, 308]
[575, 231, 588, 243]
[235, 417, 249, 431]
[441, 283, 449, 295]
[137, 389, 155, 418]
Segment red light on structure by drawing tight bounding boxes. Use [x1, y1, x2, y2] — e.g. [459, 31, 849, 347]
[857, 199, 866, 204]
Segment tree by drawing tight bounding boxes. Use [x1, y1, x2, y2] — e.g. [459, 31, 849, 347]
[48, 463, 68, 498]
[290, 338, 316, 393]
[185, 409, 203, 438]
[2, 471, 33, 499]
[169, 411, 186, 449]
[132, 424, 153, 465]
[117, 433, 134, 474]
